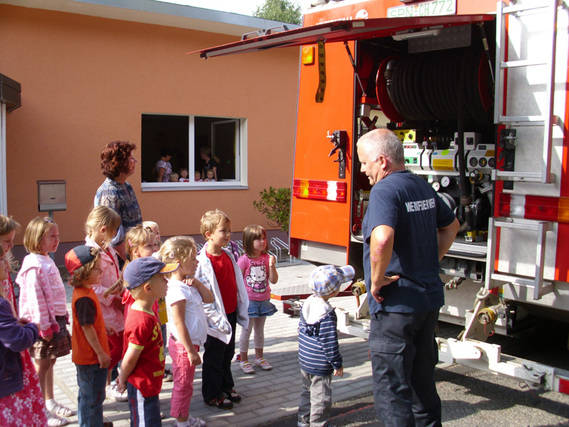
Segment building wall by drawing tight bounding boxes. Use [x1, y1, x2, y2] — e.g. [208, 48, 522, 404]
[0, 4, 299, 246]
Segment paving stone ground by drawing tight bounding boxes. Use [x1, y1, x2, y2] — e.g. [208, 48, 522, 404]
[52, 262, 374, 426]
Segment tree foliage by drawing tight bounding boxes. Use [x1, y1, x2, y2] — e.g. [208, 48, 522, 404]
[253, 0, 302, 25]
[253, 187, 291, 232]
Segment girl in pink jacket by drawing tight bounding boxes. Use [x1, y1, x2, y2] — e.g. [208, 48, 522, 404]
[17, 217, 72, 426]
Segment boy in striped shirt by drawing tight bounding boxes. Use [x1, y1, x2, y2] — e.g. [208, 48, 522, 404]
[297, 265, 354, 427]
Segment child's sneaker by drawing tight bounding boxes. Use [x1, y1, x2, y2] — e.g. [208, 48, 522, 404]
[240, 360, 255, 374]
[163, 368, 174, 382]
[47, 413, 69, 427]
[253, 357, 272, 370]
[188, 415, 207, 426]
[46, 400, 74, 418]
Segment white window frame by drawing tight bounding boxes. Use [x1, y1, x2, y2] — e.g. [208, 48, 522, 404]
[141, 115, 248, 192]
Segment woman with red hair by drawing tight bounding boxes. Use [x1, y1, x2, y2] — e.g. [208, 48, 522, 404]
[94, 141, 142, 261]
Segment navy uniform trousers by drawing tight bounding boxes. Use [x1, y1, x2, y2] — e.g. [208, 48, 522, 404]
[369, 310, 442, 427]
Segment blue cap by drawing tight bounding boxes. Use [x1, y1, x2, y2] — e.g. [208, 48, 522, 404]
[123, 257, 179, 290]
[309, 265, 355, 297]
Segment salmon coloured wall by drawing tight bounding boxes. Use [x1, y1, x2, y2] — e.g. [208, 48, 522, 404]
[0, 4, 299, 245]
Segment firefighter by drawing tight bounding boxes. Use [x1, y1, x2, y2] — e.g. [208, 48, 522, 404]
[357, 129, 459, 427]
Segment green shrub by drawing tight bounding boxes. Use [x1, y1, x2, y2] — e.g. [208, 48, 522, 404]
[253, 187, 291, 232]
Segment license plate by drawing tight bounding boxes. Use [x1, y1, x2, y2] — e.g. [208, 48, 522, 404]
[387, 0, 457, 18]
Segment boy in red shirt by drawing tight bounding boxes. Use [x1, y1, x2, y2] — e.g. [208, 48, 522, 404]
[195, 210, 249, 410]
[117, 257, 179, 426]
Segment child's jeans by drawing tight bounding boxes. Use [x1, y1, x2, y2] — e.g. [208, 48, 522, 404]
[127, 383, 161, 426]
[169, 338, 199, 418]
[298, 369, 332, 427]
[76, 363, 108, 427]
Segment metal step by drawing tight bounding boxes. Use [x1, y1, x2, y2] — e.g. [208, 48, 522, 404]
[491, 272, 554, 297]
[485, 218, 553, 300]
[492, 170, 555, 183]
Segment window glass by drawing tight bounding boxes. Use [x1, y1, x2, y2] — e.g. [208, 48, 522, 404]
[141, 114, 246, 190]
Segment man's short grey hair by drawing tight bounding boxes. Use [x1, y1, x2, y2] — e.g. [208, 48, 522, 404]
[357, 129, 405, 166]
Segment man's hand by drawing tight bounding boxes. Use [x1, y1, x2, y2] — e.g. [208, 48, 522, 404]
[371, 274, 399, 303]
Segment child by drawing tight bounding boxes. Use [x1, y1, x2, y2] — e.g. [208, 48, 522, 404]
[237, 225, 278, 374]
[143, 221, 162, 250]
[65, 245, 112, 427]
[203, 170, 216, 182]
[16, 217, 73, 427]
[84, 206, 127, 402]
[107, 224, 155, 301]
[170, 173, 180, 183]
[143, 220, 172, 381]
[126, 224, 157, 261]
[194, 171, 202, 182]
[195, 209, 249, 410]
[0, 246, 48, 427]
[179, 168, 190, 182]
[297, 265, 354, 427]
[117, 257, 179, 426]
[160, 236, 214, 427]
[0, 214, 21, 310]
[112, 225, 158, 316]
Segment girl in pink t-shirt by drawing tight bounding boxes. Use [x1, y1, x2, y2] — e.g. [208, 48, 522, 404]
[237, 225, 278, 374]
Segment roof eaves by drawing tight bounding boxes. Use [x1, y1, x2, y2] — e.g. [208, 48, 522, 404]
[0, 0, 301, 37]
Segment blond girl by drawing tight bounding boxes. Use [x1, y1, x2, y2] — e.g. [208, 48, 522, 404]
[160, 236, 213, 427]
[84, 206, 127, 401]
[237, 225, 278, 374]
[119, 225, 158, 319]
[16, 217, 72, 426]
[143, 220, 173, 381]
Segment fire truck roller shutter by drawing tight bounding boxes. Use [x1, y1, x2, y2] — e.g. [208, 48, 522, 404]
[377, 46, 492, 126]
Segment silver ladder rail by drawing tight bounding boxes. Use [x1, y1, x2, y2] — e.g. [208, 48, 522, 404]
[493, 0, 560, 183]
[485, 217, 553, 300]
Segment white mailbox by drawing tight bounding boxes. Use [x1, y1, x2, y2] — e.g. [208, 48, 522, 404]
[37, 180, 66, 212]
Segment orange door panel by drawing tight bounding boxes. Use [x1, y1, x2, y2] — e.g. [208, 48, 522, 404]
[290, 41, 355, 249]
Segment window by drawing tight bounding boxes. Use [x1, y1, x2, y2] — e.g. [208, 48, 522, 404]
[140, 114, 247, 191]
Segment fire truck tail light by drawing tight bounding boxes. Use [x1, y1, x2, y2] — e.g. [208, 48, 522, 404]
[293, 179, 347, 202]
[559, 377, 569, 394]
[524, 195, 559, 222]
[498, 193, 569, 223]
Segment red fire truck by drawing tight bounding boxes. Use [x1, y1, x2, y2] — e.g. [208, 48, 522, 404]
[195, 0, 569, 392]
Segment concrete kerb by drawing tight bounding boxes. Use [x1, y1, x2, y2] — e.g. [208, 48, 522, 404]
[52, 262, 374, 426]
